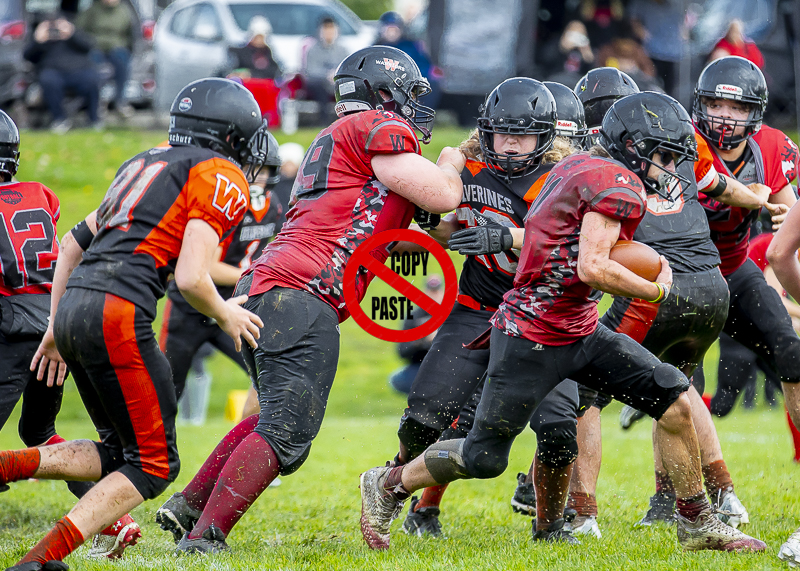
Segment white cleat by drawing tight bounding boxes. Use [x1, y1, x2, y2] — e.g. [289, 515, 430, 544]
[714, 487, 749, 528]
[779, 528, 800, 568]
[567, 515, 602, 538]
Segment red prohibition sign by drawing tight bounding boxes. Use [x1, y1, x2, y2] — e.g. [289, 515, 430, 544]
[343, 229, 457, 343]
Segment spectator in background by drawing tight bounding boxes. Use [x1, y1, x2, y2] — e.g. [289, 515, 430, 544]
[579, 0, 625, 49]
[542, 20, 594, 86]
[77, 0, 136, 119]
[274, 142, 304, 208]
[708, 19, 764, 69]
[24, 14, 101, 133]
[228, 16, 282, 80]
[628, 0, 684, 97]
[594, 19, 662, 92]
[302, 16, 348, 125]
[388, 275, 444, 395]
[375, 11, 441, 110]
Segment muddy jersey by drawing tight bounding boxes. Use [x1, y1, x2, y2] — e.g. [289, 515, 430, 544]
[699, 125, 799, 275]
[167, 187, 284, 310]
[492, 153, 647, 345]
[0, 181, 60, 296]
[68, 146, 249, 319]
[244, 110, 420, 322]
[456, 159, 553, 308]
[633, 148, 720, 274]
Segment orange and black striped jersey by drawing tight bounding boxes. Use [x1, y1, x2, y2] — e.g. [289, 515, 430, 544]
[456, 159, 554, 308]
[68, 146, 249, 318]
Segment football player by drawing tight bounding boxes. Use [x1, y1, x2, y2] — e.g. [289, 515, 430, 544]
[153, 46, 465, 554]
[396, 78, 584, 540]
[359, 92, 766, 553]
[5, 78, 267, 570]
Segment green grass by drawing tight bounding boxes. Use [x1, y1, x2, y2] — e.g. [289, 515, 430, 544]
[0, 127, 798, 569]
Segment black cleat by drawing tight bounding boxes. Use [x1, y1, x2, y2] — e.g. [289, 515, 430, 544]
[619, 405, 646, 430]
[636, 491, 677, 526]
[401, 496, 443, 537]
[531, 518, 581, 544]
[510, 472, 536, 516]
[156, 492, 202, 544]
[175, 524, 230, 554]
[5, 561, 69, 571]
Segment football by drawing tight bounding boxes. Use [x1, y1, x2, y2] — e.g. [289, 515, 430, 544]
[609, 240, 662, 281]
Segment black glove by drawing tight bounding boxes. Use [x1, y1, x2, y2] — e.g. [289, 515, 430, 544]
[414, 206, 440, 231]
[448, 225, 513, 255]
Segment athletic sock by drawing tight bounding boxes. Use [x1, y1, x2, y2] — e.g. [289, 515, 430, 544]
[676, 492, 710, 522]
[701, 459, 733, 499]
[534, 457, 573, 530]
[567, 491, 598, 517]
[417, 484, 449, 510]
[188, 432, 280, 539]
[0, 448, 41, 485]
[18, 516, 84, 564]
[787, 409, 800, 462]
[654, 469, 676, 495]
[182, 414, 259, 511]
[381, 466, 410, 500]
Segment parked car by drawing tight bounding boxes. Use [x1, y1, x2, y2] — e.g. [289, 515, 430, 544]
[153, 0, 374, 110]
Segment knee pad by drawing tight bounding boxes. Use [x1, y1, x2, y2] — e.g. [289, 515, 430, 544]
[279, 444, 310, 476]
[775, 334, 800, 384]
[398, 411, 442, 460]
[535, 419, 579, 468]
[423, 439, 470, 483]
[654, 363, 690, 392]
[94, 441, 126, 478]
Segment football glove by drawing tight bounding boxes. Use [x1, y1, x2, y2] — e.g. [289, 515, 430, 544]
[414, 206, 441, 230]
[448, 210, 513, 255]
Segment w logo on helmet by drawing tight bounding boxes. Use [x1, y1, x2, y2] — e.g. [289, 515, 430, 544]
[212, 173, 247, 221]
[377, 58, 404, 72]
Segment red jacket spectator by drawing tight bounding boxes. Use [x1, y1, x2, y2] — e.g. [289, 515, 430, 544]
[709, 20, 764, 69]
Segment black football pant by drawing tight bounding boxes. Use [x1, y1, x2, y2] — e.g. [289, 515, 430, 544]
[0, 333, 63, 446]
[235, 282, 339, 474]
[159, 297, 247, 400]
[445, 325, 688, 481]
[54, 288, 180, 500]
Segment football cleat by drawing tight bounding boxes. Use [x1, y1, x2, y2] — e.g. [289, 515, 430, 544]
[156, 492, 202, 544]
[175, 524, 230, 554]
[87, 514, 141, 559]
[779, 528, 800, 567]
[531, 518, 581, 545]
[510, 472, 536, 516]
[636, 491, 677, 526]
[4, 562, 69, 571]
[401, 496, 443, 538]
[676, 508, 766, 552]
[619, 405, 646, 430]
[713, 487, 749, 528]
[359, 466, 409, 550]
[566, 515, 602, 538]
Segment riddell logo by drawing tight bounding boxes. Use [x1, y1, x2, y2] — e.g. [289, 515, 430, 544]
[557, 120, 577, 131]
[715, 84, 743, 97]
[377, 58, 405, 72]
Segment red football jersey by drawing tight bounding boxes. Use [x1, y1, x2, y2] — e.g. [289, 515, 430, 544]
[245, 110, 420, 322]
[0, 181, 60, 296]
[748, 231, 772, 272]
[491, 153, 647, 345]
[699, 125, 800, 275]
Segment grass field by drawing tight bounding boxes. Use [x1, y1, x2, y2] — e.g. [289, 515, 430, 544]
[0, 126, 798, 570]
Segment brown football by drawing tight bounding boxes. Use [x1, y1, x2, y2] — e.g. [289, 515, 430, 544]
[609, 240, 661, 281]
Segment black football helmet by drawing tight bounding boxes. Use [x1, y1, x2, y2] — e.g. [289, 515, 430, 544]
[692, 56, 768, 150]
[600, 92, 697, 200]
[169, 78, 271, 182]
[478, 77, 557, 180]
[334, 45, 434, 143]
[0, 110, 20, 180]
[544, 81, 588, 148]
[575, 68, 639, 145]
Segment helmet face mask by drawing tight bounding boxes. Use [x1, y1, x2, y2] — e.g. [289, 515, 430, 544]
[575, 68, 640, 148]
[692, 56, 767, 151]
[334, 46, 435, 143]
[478, 78, 557, 180]
[623, 138, 695, 201]
[0, 111, 20, 180]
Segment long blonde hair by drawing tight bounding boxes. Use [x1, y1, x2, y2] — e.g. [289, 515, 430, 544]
[458, 131, 580, 165]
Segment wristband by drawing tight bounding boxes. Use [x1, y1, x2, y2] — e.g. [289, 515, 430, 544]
[647, 282, 669, 304]
[704, 173, 727, 198]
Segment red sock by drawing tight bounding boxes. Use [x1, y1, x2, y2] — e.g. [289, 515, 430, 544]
[18, 516, 85, 564]
[188, 432, 280, 539]
[654, 470, 675, 495]
[417, 484, 449, 510]
[676, 492, 709, 522]
[567, 492, 598, 517]
[182, 414, 259, 511]
[0, 448, 41, 484]
[787, 409, 800, 462]
[534, 457, 573, 530]
[43, 434, 65, 446]
[702, 460, 733, 498]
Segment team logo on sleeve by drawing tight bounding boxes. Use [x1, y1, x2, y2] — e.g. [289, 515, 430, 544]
[212, 173, 247, 221]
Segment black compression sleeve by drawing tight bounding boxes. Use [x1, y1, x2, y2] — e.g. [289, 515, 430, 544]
[703, 173, 728, 198]
[71, 220, 94, 251]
